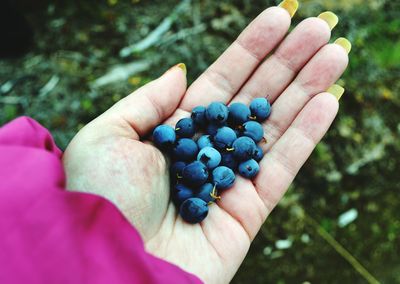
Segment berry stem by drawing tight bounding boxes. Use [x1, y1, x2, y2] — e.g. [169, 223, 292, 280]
[210, 184, 221, 200]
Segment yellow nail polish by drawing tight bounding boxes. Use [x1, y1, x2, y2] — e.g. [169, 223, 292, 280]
[327, 84, 345, 100]
[176, 63, 187, 75]
[334, 38, 352, 54]
[318, 11, 339, 30]
[278, 0, 299, 18]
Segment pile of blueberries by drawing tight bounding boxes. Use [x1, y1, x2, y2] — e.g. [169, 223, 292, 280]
[152, 98, 271, 224]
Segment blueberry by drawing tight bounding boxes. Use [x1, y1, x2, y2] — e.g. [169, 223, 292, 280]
[191, 106, 207, 127]
[196, 183, 217, 203]
[171, 161, 186, 180]
[197, 147, 221, 169]
[173, 138, 198, 161]
[212, 166, 235, 190]
[179, 198, 209, 224]
[172, 184, 194, 206]
[213, 127, 237, 150]
[242, 121, 264, 143]
[175, 118, 196, 138]
[182, 161, 209, 186]
[250, 98, 271, 122]
[253, 145, 264, 162]
[238, 159, 260, 179]
[228, 102, 251, 125]
[232, 137, 256, 161]
[197, 135, 214, 149]
[153, 125, 176, 149]
[206, 124, 220, 136]
[220, 152, 238, 170]
[206, 102, 229, 124]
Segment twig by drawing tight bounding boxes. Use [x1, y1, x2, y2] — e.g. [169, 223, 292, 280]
[38, 75, 60, 98]
[0, 96, 23, 104]
[119, 0, 191, 57]
[90, 60, 151, 88]
[304, 212, 381, 284]
[159, 24, 206, 46]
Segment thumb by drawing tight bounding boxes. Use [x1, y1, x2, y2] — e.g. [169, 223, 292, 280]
[105, 63, 187, 139]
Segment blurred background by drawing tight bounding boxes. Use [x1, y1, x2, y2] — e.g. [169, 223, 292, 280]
[0, 0, 399, 283]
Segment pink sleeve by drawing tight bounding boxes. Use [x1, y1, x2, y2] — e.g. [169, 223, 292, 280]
[0, 117, 202, 284]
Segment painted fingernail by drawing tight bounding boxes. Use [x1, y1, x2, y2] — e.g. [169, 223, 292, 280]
[318, 11, 339, 30]
[334, 38, 352, 54]
[278, 0, 299, 18]
[176, 63, 187, 75]
[327, 84, 345, 100]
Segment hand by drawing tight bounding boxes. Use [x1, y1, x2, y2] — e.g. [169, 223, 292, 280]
[63, 3, 349, 283]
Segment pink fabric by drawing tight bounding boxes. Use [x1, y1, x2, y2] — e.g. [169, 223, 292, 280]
[0, 117, 202, 284]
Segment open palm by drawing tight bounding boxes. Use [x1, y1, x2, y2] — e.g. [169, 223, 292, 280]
[63, 5, 349, 284]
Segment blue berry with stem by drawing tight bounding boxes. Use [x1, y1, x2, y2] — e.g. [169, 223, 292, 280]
[213, 126, 237, 150]
[196, 183, 219, 203]
[175, 118, 196, 138]
[206, 102, 229, 124]
[172, 184, 194, 206]
[228, 102, 251, 125]
[242, 121, 264, 143]
[238, 159, 260, 179]
[232, 137, 256, 161]
[220, 152, 238, 170]
[171, 161, 186, 181]
[182, 161, 209, 186]
[173, 138, 198, 161]
[253, 145, 264, 162]
[179, 198, 209, 224]
[197, 135, 214, 149]
[191, 106, 207, 127]
[249, 97, 271, 122]
[197, 147, 221, 169]
[153, 125, 176, 150]
[212, 166, 235, 190]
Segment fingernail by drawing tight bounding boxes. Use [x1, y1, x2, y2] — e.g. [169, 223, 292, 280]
[334, 37, 352, 54]
[176, 63, 187, 75]
[278, 0, 299, 18]
[327, 84, 345, 100]
[318, 11, 339, 30]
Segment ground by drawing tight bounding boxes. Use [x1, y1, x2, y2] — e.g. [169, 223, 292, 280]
[0, 0, 399, 283]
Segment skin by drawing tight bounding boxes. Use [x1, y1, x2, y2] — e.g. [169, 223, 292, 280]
[63, 6, 348, 284]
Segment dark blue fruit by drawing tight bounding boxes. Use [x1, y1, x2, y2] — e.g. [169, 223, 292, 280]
[238, 159, 260, 179]
[197, 135, 214, 149]
[232, 137, 256, 161]
[206, 102, 229, 124]
[250, 98, 271, 122]
[220, 152, 238, 170]
[153, 125, 176, 149]
[228, 102, 251, 125]
[197, 147, 221, 169]
[175, 118, 196, 138]
[191, 106, 207, 127]
[182, 161, 209, 186]
[179, 198, 209, 224]
[206, 124, 220, 136]
[172, 184, 194, 206]
[173, 138, 198, 161]
[196, 183, 217, 203]
[242, 121, 264, 143]
[253, 145, 264, 162]
[171, 161, 186, 180]
[212, 166, 235, 190]
[213, 127, 237, 150]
